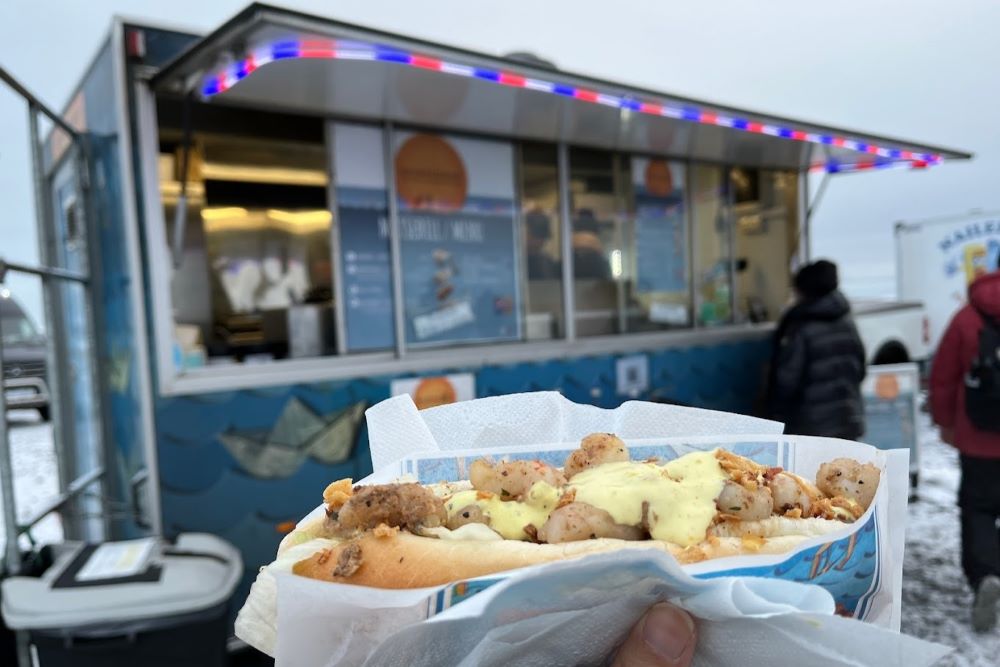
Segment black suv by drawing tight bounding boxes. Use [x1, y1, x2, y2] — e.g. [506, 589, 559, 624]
[1, 292, 49, 420]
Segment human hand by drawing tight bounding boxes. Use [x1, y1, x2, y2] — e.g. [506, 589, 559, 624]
[611, 603, 697, 666]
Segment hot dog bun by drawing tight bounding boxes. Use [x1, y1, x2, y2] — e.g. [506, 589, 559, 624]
[288, 515, 847, 589]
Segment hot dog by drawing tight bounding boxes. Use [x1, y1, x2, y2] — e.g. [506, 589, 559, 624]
[276, 435, 880, 589]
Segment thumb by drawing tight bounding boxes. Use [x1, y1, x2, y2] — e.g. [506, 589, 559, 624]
[611, 603, 697, 667]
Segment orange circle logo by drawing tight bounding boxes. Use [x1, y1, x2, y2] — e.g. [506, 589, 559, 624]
[875, 374, 900, 400]
[413, 377, 457, 410]
[644, 159, 674, 196]
[395, 134, 467, 211]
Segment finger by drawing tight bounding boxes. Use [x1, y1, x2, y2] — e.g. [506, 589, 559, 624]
[611, 603, 697, 667]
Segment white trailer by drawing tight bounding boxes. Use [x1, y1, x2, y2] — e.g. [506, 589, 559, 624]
[896, 210, 1000, 353]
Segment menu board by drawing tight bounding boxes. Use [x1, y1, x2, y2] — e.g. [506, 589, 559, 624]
[332, 124, 396, 352]
[632, 158, 688, 294]
[397, 211, 519, 343]
[337, 187, 394, 351]
[394, 132, 520, 345]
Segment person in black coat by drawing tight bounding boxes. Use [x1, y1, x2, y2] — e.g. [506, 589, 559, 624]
[766, 260, 867, 439]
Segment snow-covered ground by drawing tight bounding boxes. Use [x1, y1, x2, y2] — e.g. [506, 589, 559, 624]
[901, 416, 1000, 666]
[1, 408, 999, 664]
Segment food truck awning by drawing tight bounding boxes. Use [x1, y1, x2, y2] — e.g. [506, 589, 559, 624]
[151, 3, 971, 173]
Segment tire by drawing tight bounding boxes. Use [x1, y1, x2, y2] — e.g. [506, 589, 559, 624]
[37, 405, 50, 422]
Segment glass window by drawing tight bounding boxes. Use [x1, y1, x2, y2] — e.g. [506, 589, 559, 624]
[569, 149, 691, 336]
[732, 169, 799, 323]
[331, 123, 394, 352]
[518, 142, 563, 340]
[157, 100, 332, 369]
[624, 157, 690, 331]
[569, 148, 621, 337]
[692, 164, 733, 326]
[393, 131, 521, 346]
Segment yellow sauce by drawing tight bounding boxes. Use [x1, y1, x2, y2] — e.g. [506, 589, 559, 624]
[442, 451, 728, 546]
[570, 451, 727, 547]
[444, 481, 559, 540]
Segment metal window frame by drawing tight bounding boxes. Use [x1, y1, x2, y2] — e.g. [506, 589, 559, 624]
[325, 121, 349, 357]
[557, 142, 576, 343]
[518, 140, 568, 342]
[798, 171, 812, 264]
[685, 160, 698, 329]
[384, 122, 407, 357]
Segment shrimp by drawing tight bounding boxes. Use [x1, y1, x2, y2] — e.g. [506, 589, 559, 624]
[336, 483, 447, 532]
[469, 459, 567, 500]
[563, 433, 630, 479]
[816, 458, 880, 510]
[537, 502, 644, 543]
[715, 480, 773, 521]
[768, 472, 818, 516]
[446, 504, 489, 530]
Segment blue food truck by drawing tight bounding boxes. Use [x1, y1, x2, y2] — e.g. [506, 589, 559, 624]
[0, 1, 971, 633]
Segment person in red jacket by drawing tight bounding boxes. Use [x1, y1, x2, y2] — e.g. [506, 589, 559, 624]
[930, 270, 1000, 632]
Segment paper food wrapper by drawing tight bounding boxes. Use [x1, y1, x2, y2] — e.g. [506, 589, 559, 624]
[236, 392, 950, 666]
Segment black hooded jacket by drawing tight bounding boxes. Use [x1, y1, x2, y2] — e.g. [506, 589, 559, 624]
[766, 290, 867, 439]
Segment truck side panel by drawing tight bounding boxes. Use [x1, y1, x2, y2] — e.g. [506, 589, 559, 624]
[155, 339, 771, 613]
[897, 213, 1000, 351]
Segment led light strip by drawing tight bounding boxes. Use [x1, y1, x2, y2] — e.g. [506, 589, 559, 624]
[808, 158, 933, 174]
[202, 38, 944, 172]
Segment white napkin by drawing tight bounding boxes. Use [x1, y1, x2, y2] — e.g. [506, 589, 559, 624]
[366, 391, 783, 470]
[274, 549, 950, 667]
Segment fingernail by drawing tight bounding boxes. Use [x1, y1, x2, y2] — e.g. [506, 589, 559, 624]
[641, 604, 695, 663]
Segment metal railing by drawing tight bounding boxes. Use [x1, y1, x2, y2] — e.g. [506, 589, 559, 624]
[0, 260, 103, 572]
[0, 64, 113, 667]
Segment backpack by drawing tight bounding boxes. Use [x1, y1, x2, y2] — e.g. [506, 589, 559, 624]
[965, 309, 1000, 432]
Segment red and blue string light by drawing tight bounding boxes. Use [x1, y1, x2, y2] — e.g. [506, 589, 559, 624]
[202, 38, 943, 173]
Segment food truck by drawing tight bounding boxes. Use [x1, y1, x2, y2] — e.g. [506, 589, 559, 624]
[1, 2, 971, 610]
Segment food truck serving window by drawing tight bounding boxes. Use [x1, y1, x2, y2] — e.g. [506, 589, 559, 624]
[693, 165, 734, 326]
[520, 142, 564, 341]
[158, 99, 333, 367]
[732, 169, 798, 324]
[569, 149, 690, 336]
[150, 98, 799, 386]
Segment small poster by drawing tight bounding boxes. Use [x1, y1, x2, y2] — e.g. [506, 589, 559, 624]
[861, 363, 920, 474]
[338, 194, 394, 351]
[333, 123, 395, 352]
[391, 373, 476, 410]
[632, 158, 688, 295]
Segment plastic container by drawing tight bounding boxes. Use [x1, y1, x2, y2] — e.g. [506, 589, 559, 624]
[1, 533, 242, 667]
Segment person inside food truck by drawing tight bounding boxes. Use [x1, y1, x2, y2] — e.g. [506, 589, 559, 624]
[572, 208, 611, 280]
[525, 208, 561, 280]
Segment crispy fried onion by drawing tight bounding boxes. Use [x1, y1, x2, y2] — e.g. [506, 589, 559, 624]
[715, 449, 768, 490]
[323, 478, 354, 513]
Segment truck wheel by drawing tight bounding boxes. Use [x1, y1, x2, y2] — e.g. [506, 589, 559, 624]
[872, 341, 909, 365]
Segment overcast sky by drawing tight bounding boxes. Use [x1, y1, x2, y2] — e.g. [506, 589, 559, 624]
[1, 0, 994, 329]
